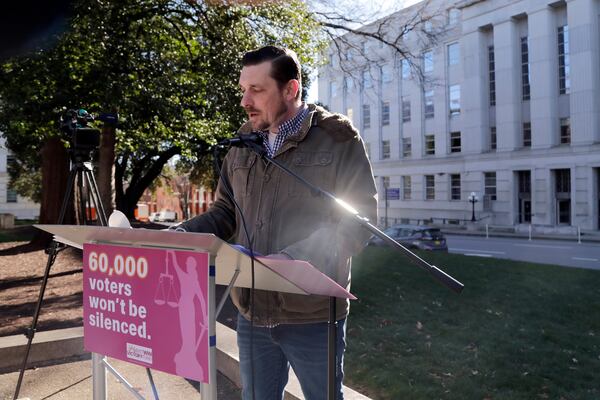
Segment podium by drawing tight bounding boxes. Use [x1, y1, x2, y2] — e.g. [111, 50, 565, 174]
[36, 224, 355, 399]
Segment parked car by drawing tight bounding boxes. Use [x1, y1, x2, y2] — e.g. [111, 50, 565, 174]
[368, 224, 448, 251]
[156, 210, 177, 222]
[149, 212, 161, 222]
[149, 210, 177, 223]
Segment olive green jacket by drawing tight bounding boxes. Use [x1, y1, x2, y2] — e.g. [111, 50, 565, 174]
[179, 104, 377, 325]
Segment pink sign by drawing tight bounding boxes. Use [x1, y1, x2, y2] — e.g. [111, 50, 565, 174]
[83, 243, 210, 383]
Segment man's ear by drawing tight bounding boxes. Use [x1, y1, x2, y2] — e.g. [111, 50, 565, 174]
[285, 79, 300, 101]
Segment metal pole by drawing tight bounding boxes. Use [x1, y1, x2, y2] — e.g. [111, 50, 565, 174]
[578, 226, 581, 244]
[384, 183, 388, 229]
[328, 297, 337, 400]
[529, 224, 532, 241]
[92, 353, 107, 400]
[486, 224, 489, 239]
[200, 256, 217, 400]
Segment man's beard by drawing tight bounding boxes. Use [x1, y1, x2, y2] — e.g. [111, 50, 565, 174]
[250, 102, 289, 132]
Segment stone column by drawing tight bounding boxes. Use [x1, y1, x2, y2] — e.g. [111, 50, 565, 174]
[529, 6, 559, 148]
[493, 19, 521, 151]
[461, 29, 488, 154]
[567, 0, 600, 144]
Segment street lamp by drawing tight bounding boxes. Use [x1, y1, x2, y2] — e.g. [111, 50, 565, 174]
[468, 192, 479, 222]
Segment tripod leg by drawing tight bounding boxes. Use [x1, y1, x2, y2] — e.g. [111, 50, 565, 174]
[85, 163, 108, 225]
[13, 243, 60, 400]
[83, 169, 107, 226]
[77, 170, 89, 225]
[12, 167, 78, 400]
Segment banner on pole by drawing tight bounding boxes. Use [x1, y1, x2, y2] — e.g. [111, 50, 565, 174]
[83, 243, 210, 383]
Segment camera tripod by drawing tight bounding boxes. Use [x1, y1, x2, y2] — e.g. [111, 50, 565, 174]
[13, 156, 107, 399]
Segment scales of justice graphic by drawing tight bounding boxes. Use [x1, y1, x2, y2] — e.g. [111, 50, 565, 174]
[154, 250, 209, 380]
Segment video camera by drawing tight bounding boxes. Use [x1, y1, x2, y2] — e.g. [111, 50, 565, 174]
[59, 108, 100, 160]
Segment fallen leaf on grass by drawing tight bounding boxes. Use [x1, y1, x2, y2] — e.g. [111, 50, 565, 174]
[379, 319, 393, 327]
[416, 321, 423, 330]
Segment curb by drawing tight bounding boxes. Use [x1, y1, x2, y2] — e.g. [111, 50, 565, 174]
[0, 327, 87, 374]
[1, 324, 372, 400]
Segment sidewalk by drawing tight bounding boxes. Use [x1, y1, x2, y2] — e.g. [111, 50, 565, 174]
[0, 357, 240, 400]
[438, 225, 600, 243]
[0, 323, 371, 400]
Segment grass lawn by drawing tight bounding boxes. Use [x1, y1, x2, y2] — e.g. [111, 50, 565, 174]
[346, 247, 600, 400]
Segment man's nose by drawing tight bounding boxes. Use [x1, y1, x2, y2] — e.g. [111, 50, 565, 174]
[240, 91, 252, 108]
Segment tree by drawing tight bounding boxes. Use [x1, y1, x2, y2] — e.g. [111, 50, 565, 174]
[0, 0, 326, 222]
[311, 0, 451, 83]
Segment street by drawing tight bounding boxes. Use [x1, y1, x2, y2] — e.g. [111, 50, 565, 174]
[446, 234, 600, 270]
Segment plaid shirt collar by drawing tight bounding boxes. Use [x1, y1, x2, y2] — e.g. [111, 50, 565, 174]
[257, 104, 308, 158]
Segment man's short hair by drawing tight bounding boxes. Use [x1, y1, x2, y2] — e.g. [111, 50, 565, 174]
[242, 45, 302, 100]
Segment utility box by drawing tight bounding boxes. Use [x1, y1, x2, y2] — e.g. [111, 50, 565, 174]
[0, 213, 15, 229]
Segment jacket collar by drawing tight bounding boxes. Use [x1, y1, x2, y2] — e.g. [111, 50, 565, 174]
[237, 103, 318, 140]
[237, 104, 319, 157]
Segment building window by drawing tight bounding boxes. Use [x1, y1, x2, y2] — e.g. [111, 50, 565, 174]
[381, 102, 390, 126]
[362, 70, 372, 89]
[425, 134, 435, 155]
[450, 174, 461, 200]
[448, 42, 460, 66]
[381, 140, 390, 159]
[402, 137, 412, 157]
[402, 176, 411, 200]
[381, 64, 392, 83]
[450, 131, 461, 153]
[424, 90, 434, 119]
[448, 8, 460, 26]
[402, 97, 411, 122]
[490, 126, 497, 151]
[425, 175, 435, 200]
[330, 81, 337, 99]
[423, 50, 433, 74]
[555, 169, 571, 224]
[6, 188, 18, 203]
[362, 104, 370, 129]
[6, 155, 17, 203]
[484, 172, 497, 201]
[424, 20, 433, 33]
[345, 76, 354, 92]
[401, 59, 410, 79]
[488, 45, 496, 106]
[558, 25, 570, 95]
[449, 84, 460, 116]
[560, 117, 571, 144]
[521, 36, 530, 101]
[523, 122, 531, 147]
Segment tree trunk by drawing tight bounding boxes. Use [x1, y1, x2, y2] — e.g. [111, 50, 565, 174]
[115, 146, 181, 220]
[33, 136, 73, 246]
[97, 125, 116, 218]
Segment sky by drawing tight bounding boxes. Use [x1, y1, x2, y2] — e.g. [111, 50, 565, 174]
[306, 0, 424, 103]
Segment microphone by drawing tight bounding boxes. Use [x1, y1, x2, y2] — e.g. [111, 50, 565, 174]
[218, 133, 263, 148]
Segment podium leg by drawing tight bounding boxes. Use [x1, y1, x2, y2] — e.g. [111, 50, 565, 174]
[200, 259, 217, 399]
[92, 353, 107, 400]
[328, 296, 337, 400]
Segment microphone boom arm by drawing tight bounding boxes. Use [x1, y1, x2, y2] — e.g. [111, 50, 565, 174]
[241, 138, 464, 294]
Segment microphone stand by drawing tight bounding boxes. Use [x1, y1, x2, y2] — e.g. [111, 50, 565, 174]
[230, 136, 464, 400]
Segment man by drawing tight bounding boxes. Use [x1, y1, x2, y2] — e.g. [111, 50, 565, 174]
[177, 45, 377, 400]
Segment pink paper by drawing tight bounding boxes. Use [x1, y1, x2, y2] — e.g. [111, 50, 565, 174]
[83, 243, 210, 383]
[256, 257, 356, 300]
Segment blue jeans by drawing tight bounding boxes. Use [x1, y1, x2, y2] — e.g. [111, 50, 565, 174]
[237, 313, 346, 400]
